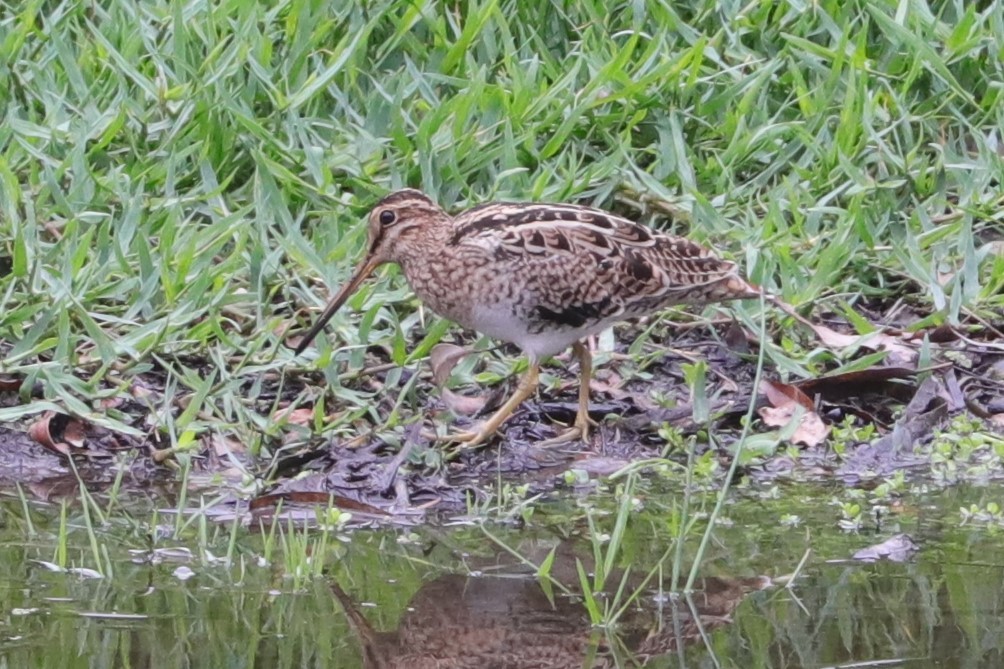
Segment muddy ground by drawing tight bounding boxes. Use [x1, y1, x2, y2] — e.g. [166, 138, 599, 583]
[1, 305, 1002, 524]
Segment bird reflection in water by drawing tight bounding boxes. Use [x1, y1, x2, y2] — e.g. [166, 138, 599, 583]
[330, 542, 772, 668]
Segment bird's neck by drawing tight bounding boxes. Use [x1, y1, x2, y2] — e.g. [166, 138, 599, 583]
[393, 216, 455, 270]
[391, 216, 473, 324]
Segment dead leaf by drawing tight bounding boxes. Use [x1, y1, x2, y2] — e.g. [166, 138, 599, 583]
[809, 323, 918, 364]
[723, 320, 750, 354]
[852, 534, 919, 563]
[429, 343, 473, 386]
[27, 412, 87, 457]
[249, 491, 390, 517]
[811, 323, 865, 348]
[769, 299, 915, 363]
[867, 331, 919, 365]
[904, 324, 958, 344]
[62, 419, 86, 448]
[792, 414, 830, 447]
[99, 397, 125, 410]
[42, 221, 65, 240]
[428, 343, 490, 416]
[274, 406, 314, 426]
[759, 380, 830, 447]
[210, 433, 246, 456]
[865, 375, 949, 454]
[983, 239, 1004, 257]
[758, 404, 830, 447]
[589, 371, 629, 400]
[760, 379, 814, 411]
[274, 318, 302, 349]
[572, 455, 631, 477]
[440, 388, 487, 416]
[794, 366, 923, 399]
[0, 376, 21, 392]
[131, 382, 156, 400]
[757, 404, 790, 429]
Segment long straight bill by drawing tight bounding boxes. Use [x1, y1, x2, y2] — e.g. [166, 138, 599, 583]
[293, 257, 380, 354]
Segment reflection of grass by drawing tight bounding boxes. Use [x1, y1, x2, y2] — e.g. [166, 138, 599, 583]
[0, 498, 391, 667]
[4, 481, 999, 666]
[551, 297, 768, 611]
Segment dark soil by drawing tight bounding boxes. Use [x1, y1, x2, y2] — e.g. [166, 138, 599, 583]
[2, 308, 1002, 525]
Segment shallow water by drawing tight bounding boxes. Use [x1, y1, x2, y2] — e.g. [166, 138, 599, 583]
[1, 482, 1003, 668]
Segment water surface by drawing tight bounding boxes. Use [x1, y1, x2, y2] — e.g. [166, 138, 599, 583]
[1, 483, 1002, 668]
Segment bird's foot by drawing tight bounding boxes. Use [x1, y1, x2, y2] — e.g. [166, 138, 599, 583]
[437, 424, 499, 449]
[537, 427, 582, 447]
[436, 363, 539, 451]
[538, 412, 597, 447]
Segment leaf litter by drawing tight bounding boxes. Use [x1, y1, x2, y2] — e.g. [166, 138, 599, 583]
[1, 296, 1001, 524]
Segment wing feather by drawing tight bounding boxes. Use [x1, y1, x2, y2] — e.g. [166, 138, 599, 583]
[450, 202, 759, 332]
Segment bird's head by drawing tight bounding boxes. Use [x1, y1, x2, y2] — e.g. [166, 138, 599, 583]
[293, 189, 445, 354]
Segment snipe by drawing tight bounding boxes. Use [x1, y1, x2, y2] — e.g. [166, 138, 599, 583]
[294, 189, 762, 446]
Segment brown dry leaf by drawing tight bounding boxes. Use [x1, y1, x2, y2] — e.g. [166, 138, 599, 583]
[904, 324, 957, 344]
[760, 379, 814, 411]
[0, 376, 21, 391]
[758, 404, 796, 428]
[62, 419, 86, 448]
[723, 320, 750, 354]
[27, 412, 85, 457]
[758, 404, 830, 447]
[833, 328, 919, 365]
[249, 491, 390, 517]
[99, 396, 125, 410]
[572, 455, 631, 476]
[794, 414, 830, 448]
[284, 335, 307, 352]
[810, 323, 917, 364]
[441, 388, 488, 416]
[811, 323, 865, 348]
[589, 371, 630, 400]
[273, 318, 298, 343]
[274, 406, 314, 426]
[43, 221, 65, 240]
[274, 317, 295, 335]
[869, 331, 918, 365]
[429, 343, 473, 386]
[772, 296, 915, 363]
[794, 365, 921, 398]
[130, 382, 156, 400]
[210, 433, 246, 456]
[936, 267, 956, 287]
[428, 343, 490, 415]
[759, 380, 829, 447]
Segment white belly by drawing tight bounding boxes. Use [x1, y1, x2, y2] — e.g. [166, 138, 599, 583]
[468, 305, 609, 360]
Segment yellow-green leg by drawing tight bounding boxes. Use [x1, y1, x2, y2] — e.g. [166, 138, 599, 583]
[572, 340, 595, 439]
[445, 361, 541, 447]
[540, 340, 597, 446]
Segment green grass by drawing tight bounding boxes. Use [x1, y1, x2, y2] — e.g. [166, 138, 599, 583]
[0, 0, 1001, 468]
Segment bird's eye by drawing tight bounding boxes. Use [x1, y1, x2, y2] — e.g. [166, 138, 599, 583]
[379, 210, 396, 225]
